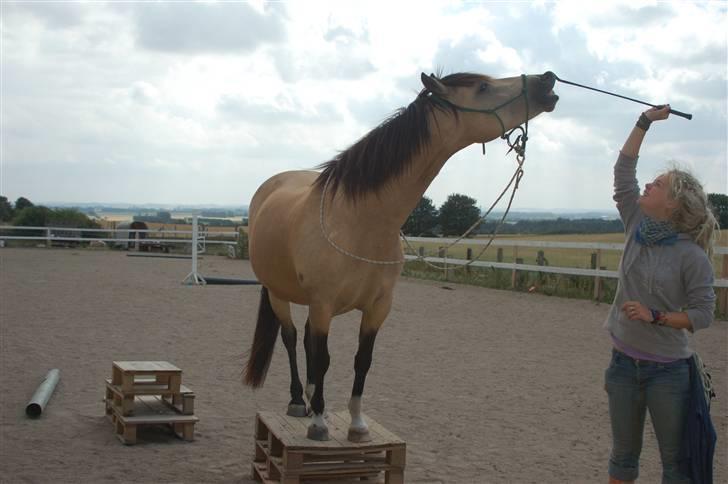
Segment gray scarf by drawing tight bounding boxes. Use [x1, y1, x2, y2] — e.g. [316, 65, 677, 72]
[635, 216, 678, 246]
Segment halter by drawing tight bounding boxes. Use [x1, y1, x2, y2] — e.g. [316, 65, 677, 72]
[427, 74, 530, 163]
[320, 74, 533, 266]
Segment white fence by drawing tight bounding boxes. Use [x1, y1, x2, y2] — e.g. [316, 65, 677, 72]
[1, 228, 726, 292]
[402, 236, 728, 290]
[0, 223, 239, 249]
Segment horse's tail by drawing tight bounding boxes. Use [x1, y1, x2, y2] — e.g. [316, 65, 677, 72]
[243, 286, 281, 388]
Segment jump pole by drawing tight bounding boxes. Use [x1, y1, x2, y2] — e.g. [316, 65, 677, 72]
[182, 215, 205, 285]
[182, 215, 260, 286]
[26, 369, 60, 418]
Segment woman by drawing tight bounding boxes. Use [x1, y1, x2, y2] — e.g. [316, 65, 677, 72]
[604, 105, 718, 484]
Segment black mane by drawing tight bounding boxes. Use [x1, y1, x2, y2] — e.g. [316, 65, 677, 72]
[314, 73, 487, 201]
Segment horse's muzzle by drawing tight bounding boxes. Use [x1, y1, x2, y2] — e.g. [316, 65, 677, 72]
[535, 71, 559, 111]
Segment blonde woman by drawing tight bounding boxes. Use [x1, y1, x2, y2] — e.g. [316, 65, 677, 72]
[604, 105, 718, 484]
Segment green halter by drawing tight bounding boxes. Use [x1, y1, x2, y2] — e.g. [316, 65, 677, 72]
[427, 74, 530, 160]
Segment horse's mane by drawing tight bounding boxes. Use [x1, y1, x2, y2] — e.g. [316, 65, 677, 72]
[314, 73, 489, 201]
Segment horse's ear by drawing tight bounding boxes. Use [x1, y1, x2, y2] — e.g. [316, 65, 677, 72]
[421, 72, 446, 95]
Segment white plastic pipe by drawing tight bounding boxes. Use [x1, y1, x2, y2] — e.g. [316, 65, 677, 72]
[26, 369, 60, 418]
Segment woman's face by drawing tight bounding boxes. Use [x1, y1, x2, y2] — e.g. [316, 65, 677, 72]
[638, 173, 678, 220]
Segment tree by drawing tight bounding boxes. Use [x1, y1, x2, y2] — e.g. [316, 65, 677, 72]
[438, 193, 482, 236]
[708, 193, 728, 230]
[0, 196, 13, 221]
[12, 205, 53, 227]
[14, 197, 33, 211]
[402, 196, 438, 236]
[49, 208, 99, 228]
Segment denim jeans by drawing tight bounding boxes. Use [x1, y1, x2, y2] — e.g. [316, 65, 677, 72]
[605, 348, 692, 483]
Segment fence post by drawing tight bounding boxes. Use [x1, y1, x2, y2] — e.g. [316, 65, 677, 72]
[593, 249, 602, 300]
[46, 228, 51, 248]
[497, 248, 503, 262]
[444, 248, 449, 282]
[135, 231, 140, 251]
[466, 247, 472, 275]
[511, 246, 518, 288]
[418, 246, 424, 257]
[719, 254, 728, 315]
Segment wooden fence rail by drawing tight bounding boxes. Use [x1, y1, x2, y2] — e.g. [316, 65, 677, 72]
[403, 237, 728, 313]
[2, 228, 726, 312]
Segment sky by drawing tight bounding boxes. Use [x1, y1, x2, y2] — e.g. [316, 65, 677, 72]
[1, 0, 726, 212]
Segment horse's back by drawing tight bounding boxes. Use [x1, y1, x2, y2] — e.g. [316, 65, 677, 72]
[249, 170, 318, 224]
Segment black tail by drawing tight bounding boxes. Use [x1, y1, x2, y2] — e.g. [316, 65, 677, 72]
[243, 287, 281, 388]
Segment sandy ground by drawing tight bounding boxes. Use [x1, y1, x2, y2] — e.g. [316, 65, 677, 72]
[0, 247, 725, 484]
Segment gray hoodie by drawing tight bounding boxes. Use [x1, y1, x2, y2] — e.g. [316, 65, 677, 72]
[604, 152, 715, 359]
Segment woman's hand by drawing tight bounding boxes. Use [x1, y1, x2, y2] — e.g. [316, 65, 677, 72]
[643, 104, 671, 122]
[621, 301, 652, 322]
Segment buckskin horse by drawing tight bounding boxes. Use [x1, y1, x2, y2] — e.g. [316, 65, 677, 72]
[244, 71, 559, 441]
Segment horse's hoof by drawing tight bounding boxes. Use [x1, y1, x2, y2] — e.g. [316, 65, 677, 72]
[347, 428, 372, 443]
[286, 404, 307, 417]
[307, 424, 330, 441]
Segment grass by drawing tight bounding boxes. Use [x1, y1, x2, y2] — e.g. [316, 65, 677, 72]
[401, 232, 727, 318]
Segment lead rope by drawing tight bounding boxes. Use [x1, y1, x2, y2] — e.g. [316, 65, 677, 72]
[320, 174, 405, 265]
[320, 75, 530, 268]
[401, 118, 528, 271]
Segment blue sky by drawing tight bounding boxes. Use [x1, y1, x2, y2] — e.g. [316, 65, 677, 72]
[1, 1, 726, 211]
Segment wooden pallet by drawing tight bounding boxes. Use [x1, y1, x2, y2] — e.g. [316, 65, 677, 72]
[251, 411, 405, 484]
[112, 361, 182, 394]
[111, 395, 198, 445]
[105, 379, 195, 416]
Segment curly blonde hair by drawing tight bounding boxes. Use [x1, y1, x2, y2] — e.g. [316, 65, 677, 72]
[665, 168, 720, 258]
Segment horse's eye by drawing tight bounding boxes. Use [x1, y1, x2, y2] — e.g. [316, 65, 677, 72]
[479, 82, 489, 93]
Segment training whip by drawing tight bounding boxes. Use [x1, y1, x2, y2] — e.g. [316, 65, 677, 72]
[554, 74, 692, 120]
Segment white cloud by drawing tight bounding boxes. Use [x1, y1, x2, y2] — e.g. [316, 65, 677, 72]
[1, 1, 725, 209]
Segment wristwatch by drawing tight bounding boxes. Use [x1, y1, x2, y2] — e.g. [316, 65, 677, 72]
[650, 308, 667, 326]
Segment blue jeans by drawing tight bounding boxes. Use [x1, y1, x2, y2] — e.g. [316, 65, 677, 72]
[605, 348, 691, 483]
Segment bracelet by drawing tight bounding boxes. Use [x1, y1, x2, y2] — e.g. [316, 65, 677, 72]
[636, 113, 652, 131]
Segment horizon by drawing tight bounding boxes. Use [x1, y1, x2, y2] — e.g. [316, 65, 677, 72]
[19, 199, 622, 218]
[27, 199, 621, 211]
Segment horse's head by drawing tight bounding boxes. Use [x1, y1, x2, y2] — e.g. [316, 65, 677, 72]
[420, 71, 558, 144]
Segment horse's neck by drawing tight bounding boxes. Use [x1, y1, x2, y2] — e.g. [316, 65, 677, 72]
[338, 116, 466, 235]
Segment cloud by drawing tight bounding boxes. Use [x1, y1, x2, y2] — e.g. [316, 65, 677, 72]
[432, 34, 525, 78]
[1, 1, 724, 208]
[3, 1, 85, 29]
[131, 2, 286, 53]
[217, 95, 342, 125]
[271, 22, 375, 82]
[273, 48, 376, 83]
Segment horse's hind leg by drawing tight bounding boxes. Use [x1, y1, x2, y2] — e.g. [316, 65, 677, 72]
[347, 296, 391, 443]
[269, 293, 307, 417]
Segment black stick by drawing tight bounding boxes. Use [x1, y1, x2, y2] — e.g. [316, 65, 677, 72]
[555, 76, 692, 120]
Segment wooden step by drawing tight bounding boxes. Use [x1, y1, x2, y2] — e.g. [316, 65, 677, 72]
[105, 379, 195, 415]
[112, 361, 182, 394]
[112, 395, 198, 445]
[251, 411, 405, 484]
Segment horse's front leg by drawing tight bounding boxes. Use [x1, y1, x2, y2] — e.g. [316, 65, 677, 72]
[303, 318, 315, 412]
[348, 295, 391, 443]
[307, 305, 332, 441]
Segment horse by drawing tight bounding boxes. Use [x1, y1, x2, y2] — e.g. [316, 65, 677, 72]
[243, 71, 559, 442]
